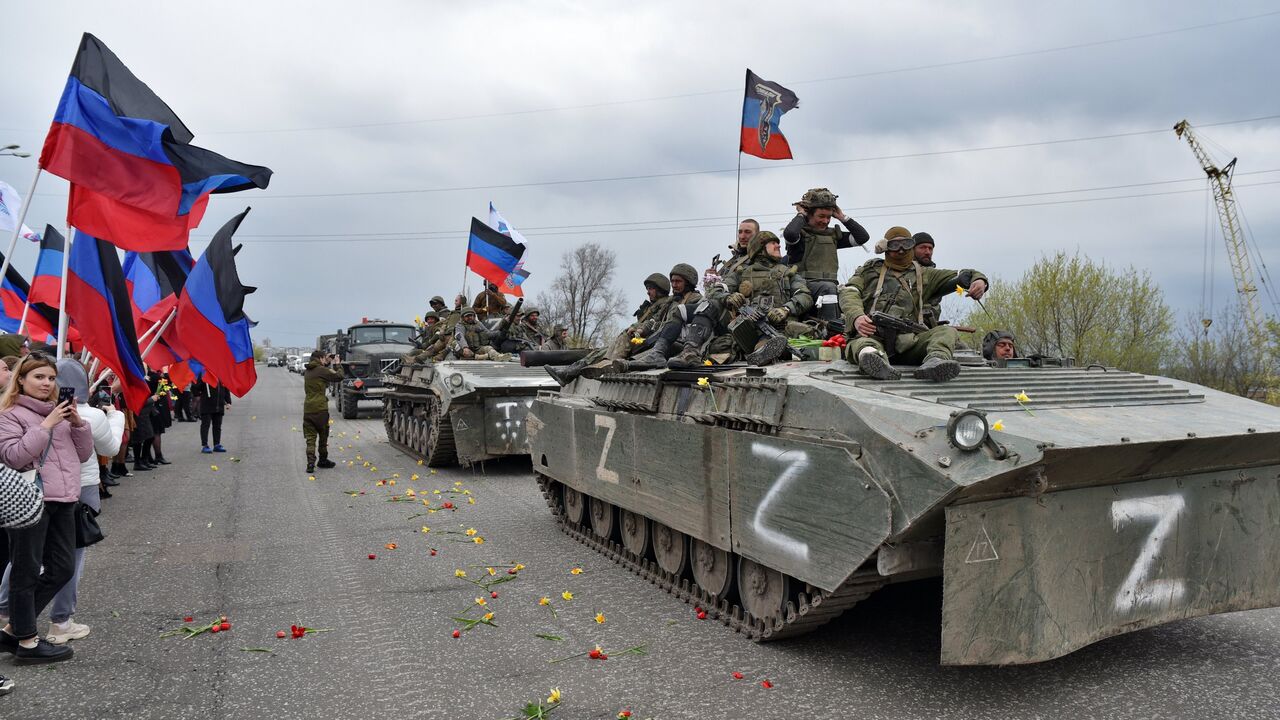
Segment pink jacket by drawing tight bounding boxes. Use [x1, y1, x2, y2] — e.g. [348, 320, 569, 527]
[0, 395, 95, 503]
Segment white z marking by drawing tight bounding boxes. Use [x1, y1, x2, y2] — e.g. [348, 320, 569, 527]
[594, 415, 619, 484]
[1110, 494, 1186, 612]
[750, 443, 811, 562]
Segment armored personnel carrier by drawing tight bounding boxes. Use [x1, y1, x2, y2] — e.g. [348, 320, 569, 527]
[382, 358, 566, 466]
[332, 320, 416, 419]
[527, 361, 1280, 665]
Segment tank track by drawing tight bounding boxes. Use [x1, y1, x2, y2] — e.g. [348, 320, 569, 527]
[384, 393, 457, 466]
[536, 474, 885, 642]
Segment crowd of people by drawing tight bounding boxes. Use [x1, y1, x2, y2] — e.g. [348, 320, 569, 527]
[0, 334, 231, 694]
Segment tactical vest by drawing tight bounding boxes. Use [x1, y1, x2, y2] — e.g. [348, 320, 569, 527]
[793, 226, 841, 281]
[867, 262, 926, 324]
[458, 321, 484, 348]
[739, 261, 794, 306]
[638, 296, 673, 324]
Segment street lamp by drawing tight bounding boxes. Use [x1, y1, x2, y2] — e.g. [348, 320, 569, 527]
[0, 144, 31, 158]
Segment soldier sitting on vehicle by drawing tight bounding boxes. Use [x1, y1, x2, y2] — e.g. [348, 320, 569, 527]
[499, 306, 545, 353]
[783, 187, 871, 329]
[472, 282, 511, 320]
[706, 218, 760, 285]
[453, 308, 511, 361]
[839, 226, 988, 382]
[622, 263, 709, 370]
[539, 325, 570, 351]
[547, 272, 674, 384]
[404, 311, 443, 364]
[983, 330, 1017, 362]
[709, 231, 813, 365]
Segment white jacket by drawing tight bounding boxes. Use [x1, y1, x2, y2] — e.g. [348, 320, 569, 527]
[78, 403, 125, 487]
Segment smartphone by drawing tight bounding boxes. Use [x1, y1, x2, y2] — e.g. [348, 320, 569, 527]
[58, 387, 76, 405]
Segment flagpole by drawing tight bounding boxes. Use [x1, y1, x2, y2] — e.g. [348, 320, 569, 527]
[16, 300, 30, 334]
[135, 310, 173, 348]
[0, 170, 42, 312]
[55, 225, 71, 360]
[734, 150, 743, 228]
[139, 308, 177, 360]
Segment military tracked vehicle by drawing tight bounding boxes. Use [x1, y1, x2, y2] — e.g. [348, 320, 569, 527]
[332, 320, 416, 419]
[527, 360, 1280, 665]
[382, 355, 576, 466]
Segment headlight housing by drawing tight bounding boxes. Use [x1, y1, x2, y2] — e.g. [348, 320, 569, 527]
[947, 410, 989, 451]
[448, 372, 465, 389]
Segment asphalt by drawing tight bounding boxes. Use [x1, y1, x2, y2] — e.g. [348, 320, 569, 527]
[2, 368, 1277, 719]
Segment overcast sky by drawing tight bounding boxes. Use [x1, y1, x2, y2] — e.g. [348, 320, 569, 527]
[3, 0, 1278, 348]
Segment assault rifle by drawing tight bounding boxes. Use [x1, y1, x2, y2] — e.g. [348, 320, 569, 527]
[869, 311, 929, 354]
[728, 296, 791, 365]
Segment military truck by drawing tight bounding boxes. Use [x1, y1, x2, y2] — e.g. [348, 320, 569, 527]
[382, 357, 571, 466]
[332, 320, 417, 419]
[527, 360, 1280, 665]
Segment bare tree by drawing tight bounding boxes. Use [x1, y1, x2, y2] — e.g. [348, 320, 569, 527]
[535, 243, 625, 347]
[1168, 305, 1274, 400]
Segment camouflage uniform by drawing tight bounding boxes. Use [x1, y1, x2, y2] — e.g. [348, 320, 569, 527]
[503, 309, 545, 353]
[539, 326, 570, 351]
[405, 311, 443, 364]
[625, 264, 713, 369]
[839, 228, 986, 381]
[454, 311, 510, 361]
[545, 273, 673, 384]
[782, 188, 870, 325]
[709, 231, 813, 364]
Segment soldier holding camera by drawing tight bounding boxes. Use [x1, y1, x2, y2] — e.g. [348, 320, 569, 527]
[302, 350, 342, 474]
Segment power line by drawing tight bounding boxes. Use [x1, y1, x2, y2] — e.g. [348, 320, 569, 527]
[188, 178, 1280, 244]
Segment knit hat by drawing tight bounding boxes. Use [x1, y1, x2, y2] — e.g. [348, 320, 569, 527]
[56, 358, 89, 403]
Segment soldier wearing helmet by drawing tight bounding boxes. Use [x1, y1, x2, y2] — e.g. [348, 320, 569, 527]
[618, 263, 711, 370]
[501, 306, 545, 353]
[783, 188, 870, 328]
[539, 325, 570, 352]
[453, 308, 510, 361]
[546, 271, 678, 384]
[404, 310, 444, 364]
[839, 226, 989, 382]
[982, 330, 1017, 362]
[710, 231, 814, 365]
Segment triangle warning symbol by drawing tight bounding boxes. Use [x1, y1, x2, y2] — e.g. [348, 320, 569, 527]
[964, 524, 999, 564]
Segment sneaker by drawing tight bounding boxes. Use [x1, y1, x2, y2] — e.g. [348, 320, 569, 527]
[316, 459, 336, 469]
[47, 621, 90, 645]
[201, 446, 213, 454]
[0, 673, 13, 695]
[13, 638, 73, 664]
[212, 445, 227, 453]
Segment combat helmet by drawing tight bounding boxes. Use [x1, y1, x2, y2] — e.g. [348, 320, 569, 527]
[746, 230, 781, 261]
[423, 310, 440, 322]
[643, 272, 671, 295]
[797, 187, 839, 209]
[429, 295, 446, 306]
[522, 307, 541, 318]
[670, 263, 699, 290]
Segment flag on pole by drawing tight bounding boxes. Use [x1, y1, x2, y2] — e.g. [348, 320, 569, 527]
[498, 264, 530, 297]
[466, 217, 526, 288]
[28, 225, 66, 307]
[0, 260, 59, 343]
[39, 33, 272, 251]
[0, 181, 41, 242]
[174, 209, 257, 397]
[64, 229, 151, 412]
[123, 247, 195, 368]
[740, 69, 799, 160]
[487, 204, 531, 297]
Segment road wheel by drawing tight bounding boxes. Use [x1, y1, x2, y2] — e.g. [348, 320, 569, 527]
[562, 485, 585, 525]
[588, 497, 617, 541]
[691, 539, 734, 600]
[652, 522, 689, 577]
[737, 557, 790, 623]
[619, 510, 651, 558]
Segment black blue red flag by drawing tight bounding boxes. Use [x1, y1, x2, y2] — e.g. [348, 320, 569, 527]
[64, 229, 151, 412]
[740, 69, 799, 160]
[174, 209, 257, 397]
[123, 247, 194, 368]
[39, 33, 272, 251]
[467, 217, 526, 288]
[0, 254, 60, 344]
[28, 225, 66, 308]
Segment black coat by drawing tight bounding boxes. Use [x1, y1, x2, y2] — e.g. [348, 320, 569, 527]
[192, 380, 231, 417]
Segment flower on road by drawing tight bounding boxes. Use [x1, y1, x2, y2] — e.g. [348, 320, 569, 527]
[561, 591, 573, 601]
[595, 613, 606, 624]
[547, 688, 562, 704]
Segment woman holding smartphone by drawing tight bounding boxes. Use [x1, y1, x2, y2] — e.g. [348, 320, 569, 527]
[0, 353, 94, 663]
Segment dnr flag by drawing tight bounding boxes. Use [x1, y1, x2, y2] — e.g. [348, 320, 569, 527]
[28, 225, 66, 307]
[740, 69, 799, 160]
[466, 217, 525, 288]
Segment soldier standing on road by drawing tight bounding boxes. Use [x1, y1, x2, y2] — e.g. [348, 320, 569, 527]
[839, 226, 989, 382]
[472, 282, 511, 321]
[302, 350, 342, 474]
[546, 272, 673, 383]
[710, 231, 813, 365]
[783, 188, 871, 327]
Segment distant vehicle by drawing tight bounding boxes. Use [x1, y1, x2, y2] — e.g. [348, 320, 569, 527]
[286, 355, 300, 371]
[332, 320, 416, 419]
[267, 357, 280, 367]
[290, 358, 306, 373]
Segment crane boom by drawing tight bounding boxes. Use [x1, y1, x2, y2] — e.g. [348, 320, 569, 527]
[1174, 119, 1273, 392]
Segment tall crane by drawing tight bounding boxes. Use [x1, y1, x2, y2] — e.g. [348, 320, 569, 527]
[1174, 119, 1275, 396]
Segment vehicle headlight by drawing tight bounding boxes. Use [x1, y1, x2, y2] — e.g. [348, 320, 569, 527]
[448, 373, 465, 389]
[947, 410, 989, 451]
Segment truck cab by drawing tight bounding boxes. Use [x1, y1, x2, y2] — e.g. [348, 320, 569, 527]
[333, 320, 416, 418]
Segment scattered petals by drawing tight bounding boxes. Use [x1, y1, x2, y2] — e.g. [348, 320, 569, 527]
[367, 554, 377, 560]
[761, 680, 773, 689]
[732, 672, 744, 680]
[451, 630, 460, 638]
[384, 543, 398, 550]
[487, 567, 497, 576]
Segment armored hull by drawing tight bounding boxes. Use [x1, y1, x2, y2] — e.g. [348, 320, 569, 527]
[527, 360, 1280, 665]
[383, 361, 559, 466]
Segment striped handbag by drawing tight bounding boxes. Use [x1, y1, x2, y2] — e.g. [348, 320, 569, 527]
[0, 463, 44, 529]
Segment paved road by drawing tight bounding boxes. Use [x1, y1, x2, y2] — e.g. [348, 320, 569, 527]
[4, 369, 1277, 719]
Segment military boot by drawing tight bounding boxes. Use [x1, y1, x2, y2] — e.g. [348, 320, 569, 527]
[746, 336, 790, 366]
[913, 354, 961, 382]
[545, 357, 592, 385]
[856, 348, 901, 381]
[666, 319, 713, 369]
[623, 338, 671, 370]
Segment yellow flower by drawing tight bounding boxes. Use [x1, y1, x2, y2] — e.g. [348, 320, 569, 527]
[386, 478, 394, 485]
[570, 567, 583, 575]
[465, 528, 478, 537]
[547, 688, 562, 704]
[703, 360, 712, 366]
[467, 497, 476, 505]
[473, 537, 484, 545]
[414, 315, 422, 325]
[475, 597, 487, 606]
[430, 469, 437, 475]
[405, 489, 416, 497]
[362, 461, 370, 468]
[454, 569, 466, 578]
[210, 465, 219, 471]
[487, 567, 497, 576]
[423, 499, 431, 506]
[539, 597, 551, 606]
[483, 612, 494, 622]
[514, 563, 526, 571]
[376, 480, 385, 487]
[630, 337, 643, 345]
[462, 489, 471, 495]
[454, 481, 463, 487]
[392, 473, 400, 478]
[696, 377, 709, 388]
[307, 475, 315, 481]
[595, 612, 606, 624]
[992, 420, 1005, 432]
[432, 490, 441, 495]
[421, 526, 430, 533]
[417, 459, 424, 465]
[561, 591, 574, 601]
[1014, 391, 1031, 403]
[373, 467, 380, 473]
[955, 284, 965, 296]
[410, 473, 420, 481]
